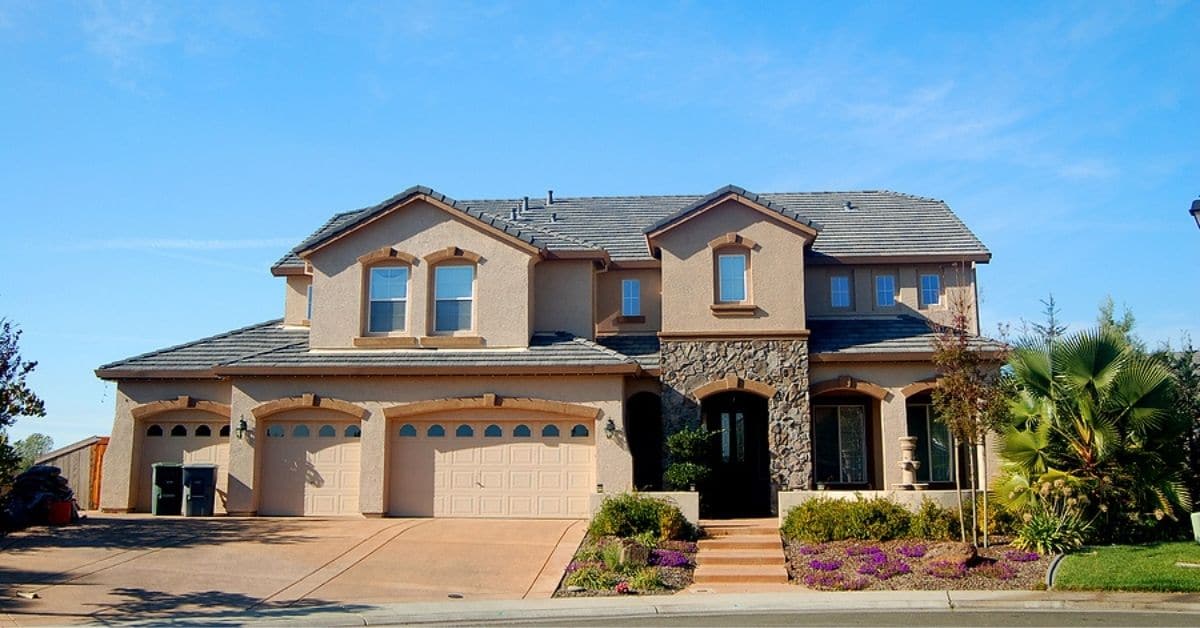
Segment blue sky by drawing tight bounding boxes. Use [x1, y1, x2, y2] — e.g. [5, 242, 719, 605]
[1, 1, 1197, 448]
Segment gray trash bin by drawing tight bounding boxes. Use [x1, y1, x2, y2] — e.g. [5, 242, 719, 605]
[151, 463, 183, 516]
[182, 463, 218, 517]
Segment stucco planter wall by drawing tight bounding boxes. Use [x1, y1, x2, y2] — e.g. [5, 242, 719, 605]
[659, 338, 811, 503]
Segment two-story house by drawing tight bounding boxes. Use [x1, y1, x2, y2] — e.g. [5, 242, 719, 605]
[97, 185, 1000, 519]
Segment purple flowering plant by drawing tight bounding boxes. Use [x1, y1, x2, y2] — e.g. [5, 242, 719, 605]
[857, 560, 912, 580]
[926, 560, 967, 579]
[1003, 550, 1040, 562]
[649, 549, 691, 568]
[796, 545, 822, 555]
[808, 559, 843, 571]
[896, 544, 927, 558]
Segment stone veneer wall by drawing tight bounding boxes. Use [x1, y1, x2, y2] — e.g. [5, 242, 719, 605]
[659, 338, 811, 497]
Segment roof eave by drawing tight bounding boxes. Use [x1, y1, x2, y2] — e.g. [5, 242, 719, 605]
[212, 363, 641, 377]
[806, 252, 992, 265]
[95, 368, 222, 381]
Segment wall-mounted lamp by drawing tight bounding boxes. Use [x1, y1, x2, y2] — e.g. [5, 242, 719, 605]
[604, 418, 617, 439]
[235, 417, 248, 440]
[596, 483, 604, 494]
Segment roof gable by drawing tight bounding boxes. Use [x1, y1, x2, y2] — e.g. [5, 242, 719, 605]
[643, 185, 821, 243]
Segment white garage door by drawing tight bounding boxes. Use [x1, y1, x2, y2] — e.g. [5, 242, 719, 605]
[388, 420, 594, 518]
[259, 421, 361, 516]
[138, 422, 230, 514]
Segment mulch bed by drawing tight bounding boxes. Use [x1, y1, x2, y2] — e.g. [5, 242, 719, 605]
[554, 537, 698, 597]
[783, 539, 1051, 591]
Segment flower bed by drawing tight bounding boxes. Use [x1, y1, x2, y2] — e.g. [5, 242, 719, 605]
[555, 535, 698, 596]
[784, 539, 1050, 591]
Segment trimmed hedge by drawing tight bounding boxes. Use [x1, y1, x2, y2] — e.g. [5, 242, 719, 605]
[589, 492, 695, 541]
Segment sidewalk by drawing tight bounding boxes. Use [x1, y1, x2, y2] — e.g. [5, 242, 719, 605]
[120, 590, 1200, 626]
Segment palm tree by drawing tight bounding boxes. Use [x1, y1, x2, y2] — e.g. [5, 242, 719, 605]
[994, 328, 1191, 539]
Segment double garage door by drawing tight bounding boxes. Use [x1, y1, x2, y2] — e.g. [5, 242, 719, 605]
[138, 422, 230, 514]
[388, 420, 595, 518]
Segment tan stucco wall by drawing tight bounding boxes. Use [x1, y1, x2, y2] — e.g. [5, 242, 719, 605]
[224, 374, 628, 515]
[99, 380, 233, 513]
[283, 275, 312, 325]
[595, 268, 662, 335]
[806, 263, 978, 333]
[810, 362, 998, 488]
[533, 260, 595, 338]
[656, 199, 810, 333]
[306, 199, 536, 348]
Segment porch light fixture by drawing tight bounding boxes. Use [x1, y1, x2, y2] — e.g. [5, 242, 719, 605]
[1191, 198, 1200, 230]
[235, 417, 248, 440]
[604, 418, 617, 439]
[596, 483, 604, 494]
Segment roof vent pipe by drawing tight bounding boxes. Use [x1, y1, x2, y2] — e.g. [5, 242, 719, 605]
[843, 201, 854, 211]
[550, 212, 558, 223]
[510, 207, 519, 220]
[547, 189, 554, 205]
[522, 196, 530, 213]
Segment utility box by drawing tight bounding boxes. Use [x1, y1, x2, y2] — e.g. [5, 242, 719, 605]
[151, 463, 183, 516]
[182, 464, 217, 517]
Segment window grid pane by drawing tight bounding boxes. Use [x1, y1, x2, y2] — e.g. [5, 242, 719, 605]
[621, 279, 641, 316]
[921, 274, 940, 306]
[718, 254, 747, 302]
[838, 406, 867, 483]
[875, 275, 895, 307]
[435, 266, 474, 331]
[830, 276, 850, 308]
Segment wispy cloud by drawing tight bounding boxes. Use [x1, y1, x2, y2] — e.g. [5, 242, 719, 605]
[75, 237, 298, 251]
[81, 0, 174, 69]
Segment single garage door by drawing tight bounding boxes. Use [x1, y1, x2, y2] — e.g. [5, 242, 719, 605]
[138, 422, 230, 513]
[259, 421, 361, 516]
[388, 420, 594, 518]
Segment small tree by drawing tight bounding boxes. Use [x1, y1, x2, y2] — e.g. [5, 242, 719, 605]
[930, 284, 1009, 546]
[1162, 339, 1200, 506]
[663, 426, 714, 491]
[0, 318, 47, 485]
[13, 433, 53, 471]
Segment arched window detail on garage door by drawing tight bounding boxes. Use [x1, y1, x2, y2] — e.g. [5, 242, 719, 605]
[427, 424, 446, 437]
[484, 424, 502, 438]
[219, 425, 230, 437]
[195, 425, 212, 437]
[345, 425, 361, 438]
[570, 424, 589, 438]
[170, 425, 188, 437]
[266, 425, 285, 438]
[513, 424, 531, 438]
[455, 424, 474, 438]
[542, 424, 560, 437]
[398, 424, 417, 437]
[318, 425, 336, 437]
[293, 425, 310, 437]
[146, 424, 164, 437]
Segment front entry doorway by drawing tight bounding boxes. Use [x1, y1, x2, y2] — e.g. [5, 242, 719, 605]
[702, 392, 770, 517]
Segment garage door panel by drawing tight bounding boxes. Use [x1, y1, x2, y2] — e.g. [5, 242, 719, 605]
[510, 471, 533, 489]
[481, 447, 505, 464]
[510, 446, 535, 465]
[260, 422, 361, 516]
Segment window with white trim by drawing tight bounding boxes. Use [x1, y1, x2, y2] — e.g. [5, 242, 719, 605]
[906, 404, 953, 483]
[368, 266, 408, 332]
[621, 279, 641, 316]
[920, 274, 941, 307]
[813, 405, 867, 484]
[434, 265, 474, 332]
[830, 275, 851, 309]
[717, 253, 747, 303]
[875, 274, 896, 308]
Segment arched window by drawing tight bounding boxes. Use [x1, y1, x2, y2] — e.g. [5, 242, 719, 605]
[195, 425, 212, 437]
[292, 425, 310, 437]
[570, 424, 590, 438]
[541, 424, 560, 437]
[146, 424, 164, 437]
[513, 424, 531, 438]
[170, 425, 188, 437]
[318, 424, 336, 437]
[455, 424, 474, 438]
[484, 424, 502, 438]
[427, 424, 446, 437]
[219, 425, 231, 437]
[345, 425, 362, 438]
[398, 424, 417, 437]
[266, 425, 285, 438]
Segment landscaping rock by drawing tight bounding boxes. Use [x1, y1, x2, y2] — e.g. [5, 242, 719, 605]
[925, 542, 978, 566]
[620, 539, 650, 566]
[566, 585, 585, 593]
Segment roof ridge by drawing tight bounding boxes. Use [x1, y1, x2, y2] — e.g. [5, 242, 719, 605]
[569, 335, 638, 363]
[872, 189, 945, 204]
[97, 319, 284, 370]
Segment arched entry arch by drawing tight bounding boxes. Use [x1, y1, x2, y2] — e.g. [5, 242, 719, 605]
[701, 387, 771, 517]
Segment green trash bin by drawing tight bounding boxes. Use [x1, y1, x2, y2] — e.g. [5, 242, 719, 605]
[151, 463, 183, 516]
[182, 463, 217, 517]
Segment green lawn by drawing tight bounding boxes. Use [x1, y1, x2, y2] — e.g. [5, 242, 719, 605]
[1054, 542, 1200, 592]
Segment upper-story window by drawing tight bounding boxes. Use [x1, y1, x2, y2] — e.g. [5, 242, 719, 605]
[717, 253, 748, 303]
[306, 284, 314, 321]
[368, 266, 409, 332]
[830, 275, 851, 309]
[434, 265, 474, 332]
[621, 279, 641, 316]
[920, 274, 941, 307]
[875, 274, 896, 308]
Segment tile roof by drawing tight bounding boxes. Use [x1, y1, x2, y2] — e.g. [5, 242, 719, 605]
[272, 185, 989, 272]
[96, 320, 308, 377]
[596, 335, 661, 370]
[808, 316, 1005, 356]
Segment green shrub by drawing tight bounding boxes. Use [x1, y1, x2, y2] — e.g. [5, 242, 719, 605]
[1013, 481, 1092, 555]
[666, 426, 714, 462]
[627, 566, 664, 592]
[589, 492, 694, 541]
[782, 496, 911, 542]
[564, 565, 619, 590]
[632, 530, 659, 550]
[663, 462, 710, 490]
[909, 499, 958, 541]
[600, 540, 625, 571]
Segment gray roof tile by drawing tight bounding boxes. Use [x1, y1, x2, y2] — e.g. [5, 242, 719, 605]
[96, 320, 307, 376]
[809, 316, 1004, 355]
[596, 335, 661, 370]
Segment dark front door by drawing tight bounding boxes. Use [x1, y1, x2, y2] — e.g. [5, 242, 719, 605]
[703, 392, 770, 517]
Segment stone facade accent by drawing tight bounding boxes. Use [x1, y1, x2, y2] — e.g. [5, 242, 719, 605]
[660, 338, 811, 497]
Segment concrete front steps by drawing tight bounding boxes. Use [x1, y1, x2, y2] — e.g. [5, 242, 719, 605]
[693, 519, 788, 585]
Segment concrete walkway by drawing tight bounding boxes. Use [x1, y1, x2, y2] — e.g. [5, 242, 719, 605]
[0, 514, 586, 626]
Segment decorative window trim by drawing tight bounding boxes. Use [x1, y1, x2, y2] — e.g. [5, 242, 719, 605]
[713, 249, 751, 305]
[357, 246, 418, 266]
[691, 374, 776, 400]
[131, 396, 231, 420]
[383, 394, 601, 420]
[364, 264, 411, 335]
[422, 246, 483, 266]
[430, 262, 476, 335]
[706, 232, 758, 251]
[811, 376, 890, 401]
[251, 393, 368, 421]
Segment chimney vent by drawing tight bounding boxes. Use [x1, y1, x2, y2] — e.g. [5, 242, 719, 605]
[547, 189, 554, 205]
[510, 207, 519, 220]
[522, 196, 530, 213]
[550, 212, 558, 223]
[843, 201, 854, 211]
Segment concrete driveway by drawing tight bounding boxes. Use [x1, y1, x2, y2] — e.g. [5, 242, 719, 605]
[0, 514, 585, 626]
